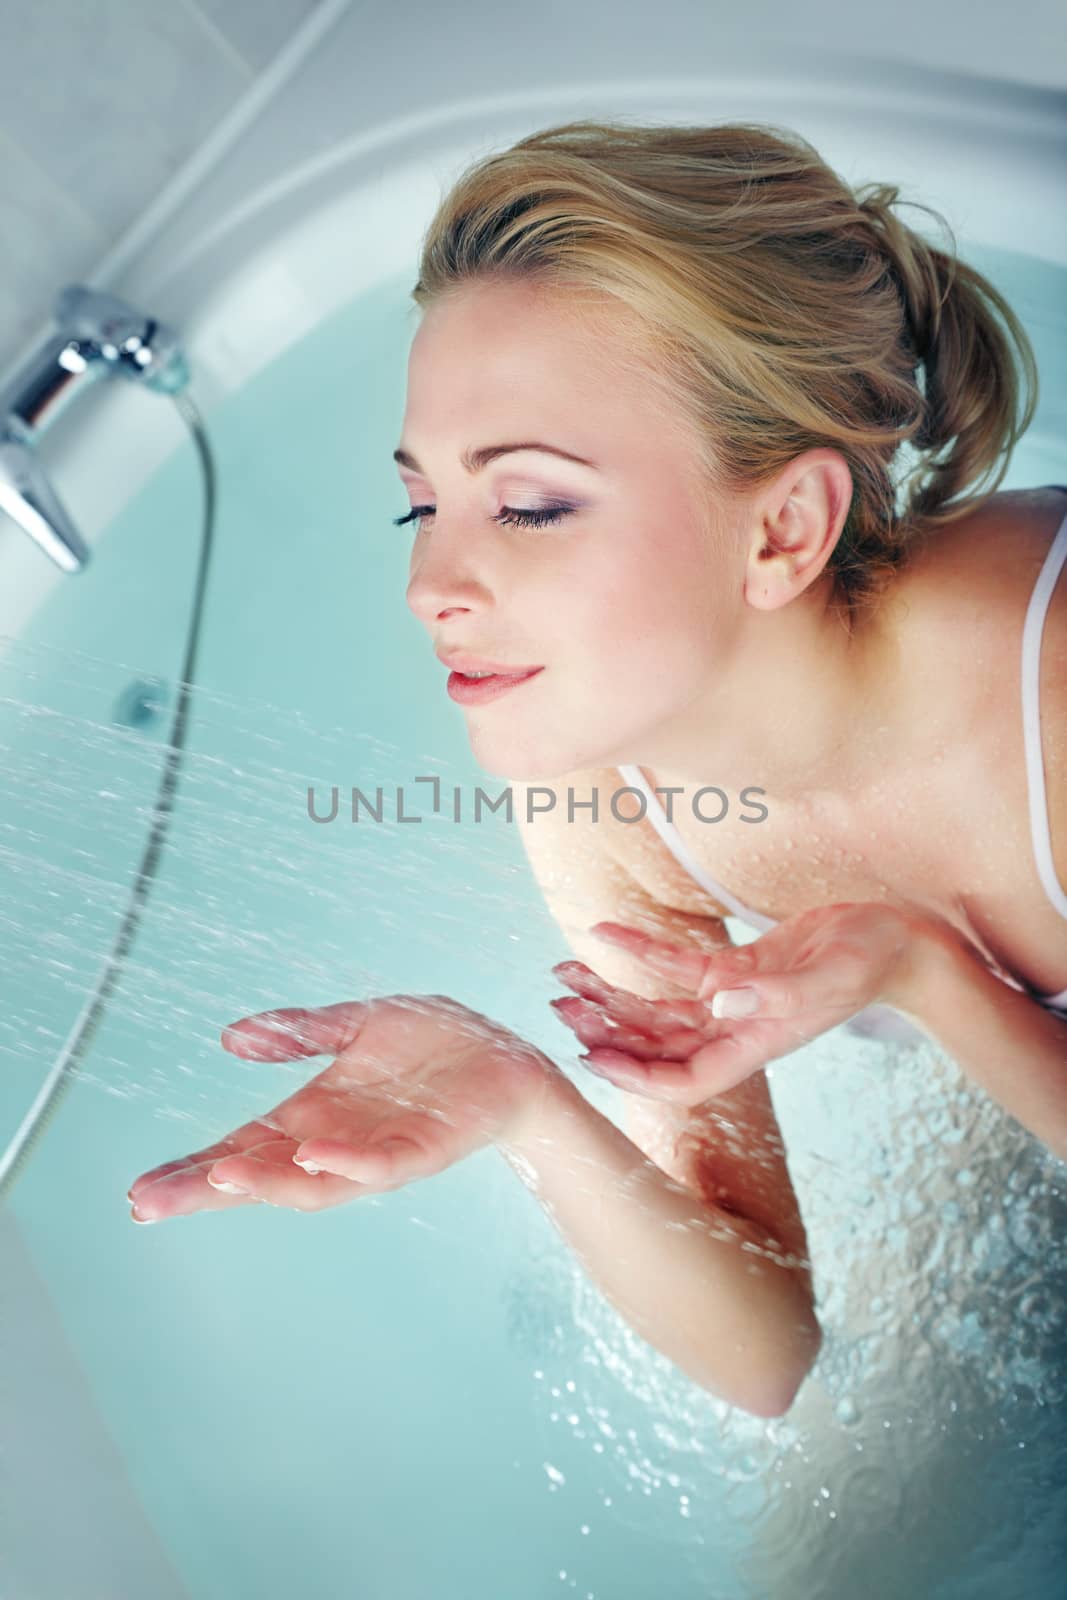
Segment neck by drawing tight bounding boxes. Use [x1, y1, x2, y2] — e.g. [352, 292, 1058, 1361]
[625, 577, 905, 807]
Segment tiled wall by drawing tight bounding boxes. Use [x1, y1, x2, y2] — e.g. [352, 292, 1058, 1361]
[1, 0, 1063, 393]
[0, 0, 322, 366]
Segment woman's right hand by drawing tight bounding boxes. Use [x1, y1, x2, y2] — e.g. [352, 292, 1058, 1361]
[548, 905, 922, 1103]
[126, 993, 558, 1222]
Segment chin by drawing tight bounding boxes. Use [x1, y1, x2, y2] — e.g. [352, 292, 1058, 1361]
[470, 752, 559, 785]
[466, 733, 580, 788]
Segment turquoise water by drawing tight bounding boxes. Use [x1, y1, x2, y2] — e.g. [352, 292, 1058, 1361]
[1, 240, 1065, 1599]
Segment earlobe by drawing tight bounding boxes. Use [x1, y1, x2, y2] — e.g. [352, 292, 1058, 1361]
[744, 562, 795, 611]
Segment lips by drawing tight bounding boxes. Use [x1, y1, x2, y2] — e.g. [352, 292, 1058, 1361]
[445, 666, 544, 705]
[436, 651, 542, 675]
[452, 668, 536, 682]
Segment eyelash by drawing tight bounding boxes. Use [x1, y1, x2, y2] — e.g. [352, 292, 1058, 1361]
[392, 504, 574, 534]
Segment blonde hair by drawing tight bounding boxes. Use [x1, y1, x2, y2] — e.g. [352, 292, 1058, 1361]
[410, 117, 1039, 626]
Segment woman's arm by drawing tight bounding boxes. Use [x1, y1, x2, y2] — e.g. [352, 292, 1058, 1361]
[889, 917, 1067, 1164]
[496, 1071, 822, 1418]
[511, 772, 814, 1273]
[508, 773, 821, 1414]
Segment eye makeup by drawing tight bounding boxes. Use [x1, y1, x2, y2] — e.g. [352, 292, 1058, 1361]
[392, 504, 577, 533]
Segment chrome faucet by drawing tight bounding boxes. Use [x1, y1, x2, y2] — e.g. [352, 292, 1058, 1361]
[0, 285, 190, 572]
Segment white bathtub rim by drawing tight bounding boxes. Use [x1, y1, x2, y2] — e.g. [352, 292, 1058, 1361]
[1, 69, 1064, 651]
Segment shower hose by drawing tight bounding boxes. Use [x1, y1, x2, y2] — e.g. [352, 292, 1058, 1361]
[0, 390, 217, 1203]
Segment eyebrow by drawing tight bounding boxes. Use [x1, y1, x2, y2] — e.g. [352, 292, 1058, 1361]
[392, 441, 598, 474]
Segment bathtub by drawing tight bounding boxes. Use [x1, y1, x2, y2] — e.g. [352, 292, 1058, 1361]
[1, 27, 1066, 1600]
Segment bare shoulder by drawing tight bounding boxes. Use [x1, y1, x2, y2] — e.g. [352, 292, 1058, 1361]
[898, 486, 1067, 618]
[895, 485, 1067, 987]
[509, 766, 623, 898]
[888, 487, 1067, 736]
[512, 763, 648, 880]
[514, 763, 739, 925]
[511, 763, 737, 995]
[510, 765, 716, 946]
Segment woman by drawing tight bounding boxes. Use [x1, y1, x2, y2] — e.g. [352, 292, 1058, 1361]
[127, 120, 1066, 1441]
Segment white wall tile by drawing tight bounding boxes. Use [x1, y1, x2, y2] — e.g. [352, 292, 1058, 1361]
[0, 128, 107, 359]
[0, 0, 251, 239]
[187, 0, 322, 72]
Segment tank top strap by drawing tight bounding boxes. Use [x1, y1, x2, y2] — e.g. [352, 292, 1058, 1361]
[615, 764, 777, 932]
[1021, 491, 1067, 922]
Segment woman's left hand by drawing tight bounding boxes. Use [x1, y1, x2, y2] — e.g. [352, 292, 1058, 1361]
[548, 901, 927, 1105]
[126, 992, 557, 1222]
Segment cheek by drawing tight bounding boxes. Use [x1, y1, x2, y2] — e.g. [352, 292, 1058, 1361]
[574, 575, 716, 715]
[601, 528, 720, 652]
[536, 509, 724, 678]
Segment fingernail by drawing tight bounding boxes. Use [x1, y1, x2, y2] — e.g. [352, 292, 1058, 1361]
[711, 986, 760, 1019]
[293, 1157, 322, 1173]
[131, 1208, 157, 1225]
[207, 1174, 247, 1193]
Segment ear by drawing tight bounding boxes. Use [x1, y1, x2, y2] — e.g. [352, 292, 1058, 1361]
[743, 450, 854, 612]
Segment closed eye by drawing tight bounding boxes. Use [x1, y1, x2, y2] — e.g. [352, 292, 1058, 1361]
[392, 505, 575, 533]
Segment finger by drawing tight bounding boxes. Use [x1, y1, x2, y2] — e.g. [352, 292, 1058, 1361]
[578, 1048, 699, 1102]
[221, 1000, 373, 1061]
[128, 1153, 211, 1203]
[706, 970, 849, 1024]
[588, 922, 712, 989]
[550, 962, 704, 1028]
[581, 1012, 796, 1101]
[690, 944, 766, 1002]
[127, 1118, 294, 1204]
[131, 1173, 262, 1222]
[549, 982, 703, 1034]
[682, 1027, 785, 1095]
[129, 1135, 300, 1218]
[130, 1151, 275, 1221]
[205, 1148, 367, 1212]
[293, 1132, 446, 1193]
[550, 996, 702, 1061]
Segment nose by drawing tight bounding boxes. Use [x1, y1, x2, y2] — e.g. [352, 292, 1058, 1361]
[405, 525, 491, 628]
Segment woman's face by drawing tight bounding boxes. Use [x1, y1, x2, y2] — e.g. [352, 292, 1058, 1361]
[400, 278, 744, 783]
